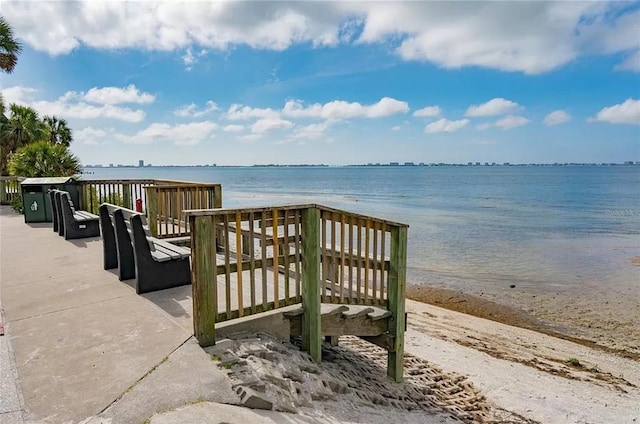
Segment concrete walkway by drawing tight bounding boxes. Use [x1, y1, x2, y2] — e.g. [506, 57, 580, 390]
[0, 206, 242, 423]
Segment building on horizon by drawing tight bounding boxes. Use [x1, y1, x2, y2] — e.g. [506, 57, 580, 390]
[138, 160, 144, 167]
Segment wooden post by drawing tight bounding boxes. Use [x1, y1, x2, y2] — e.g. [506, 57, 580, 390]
[0, 179, 6, 204]
[146, 187, 159, 237]
[191, 215, 217, 347]
[387, 226, 407, 382]
[301, 207, 321, 363]
[122, 184, 132, 209]
[213, 185, 223, 208]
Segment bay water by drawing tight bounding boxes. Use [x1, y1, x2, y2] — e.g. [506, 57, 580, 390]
[85, 165, 640, 300]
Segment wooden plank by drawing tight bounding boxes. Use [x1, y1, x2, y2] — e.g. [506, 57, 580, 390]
[301, 207, 321, 363]
[223, 214, 231, 318]
[260, 211, 268, 307]
[235, 211, 244, 317]
[272, 209, 279, 309]
[342, 307, 374, 319]
[364, 219, 370, 304]
[294, 211, 301, 299]
[330, 214, 336, 303]
[340, 214, 345, 303]
[348, 218, 353, 304]
[146, 187, 158, 237]
[356, 219, 362, 304]
[283, 210, 290, 301]
[288, 314, 388, 337]
[380, 223, 386, 303]
[321, 214, 327, 301]
[191, 215, 217, 347]
[249, 212, 256, 314]
[387, 226, 407, 383]
[372, 225, 378, 302]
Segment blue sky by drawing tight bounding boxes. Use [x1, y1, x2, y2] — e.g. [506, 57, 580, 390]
[1, 1, 639, 166]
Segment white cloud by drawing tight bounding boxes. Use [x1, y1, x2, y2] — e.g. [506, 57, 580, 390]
[465, 98, 520, 117]
[425, 118, 469, 133]
[251, 118, 293, 134]
[182, 47, 207, 70]
[3, 2, 639, 74]
[227, 97, 408, 121]
[173, 101, 219, 118]
[614, 50, 640, 73]
[2, 86, 147, 122]
[413, 106, 441, 118]
[83, 85, 155, 105]
[544, 110, 571, 126]
[494, 115, 530, 130]
[117, 121, 218, 145]
[476, 123, 493, 131]
[226, 104, 280, 121]
[282, 97, 408, 119]
[292, 121, 334, 139]
[33, 100, 145, 123]
[391, 125, 402, 131]
[74, 127, 109, 145]
[1, 86, 38, 104]
[591, 99, 640, 125]
[223, 124, 245, 133]
[237, 134, 263, 142]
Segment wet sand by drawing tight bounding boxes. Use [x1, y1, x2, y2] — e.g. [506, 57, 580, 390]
[407, 284, 640, 361]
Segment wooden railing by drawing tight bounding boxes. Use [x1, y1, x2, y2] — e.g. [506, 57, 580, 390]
[146, 183, 222, 239]
[78, 179, 156, 214]
[188, 204, 408, 379]
[0, 176, 23, 205]
[76, 179, 222, 239]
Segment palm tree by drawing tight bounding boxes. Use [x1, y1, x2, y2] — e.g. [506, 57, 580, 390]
[8, 140, 81, 177]
[1, 104, 45, 175]
[43, 116, 72, 147]
[0, 16, 22, 74]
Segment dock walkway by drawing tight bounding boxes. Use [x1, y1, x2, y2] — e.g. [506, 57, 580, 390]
[0, 206, 232, 423]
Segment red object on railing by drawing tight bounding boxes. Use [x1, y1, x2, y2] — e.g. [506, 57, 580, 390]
[135, 198, 143, 212]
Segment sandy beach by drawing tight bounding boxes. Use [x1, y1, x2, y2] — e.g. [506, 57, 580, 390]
[408, 272, 640, 361]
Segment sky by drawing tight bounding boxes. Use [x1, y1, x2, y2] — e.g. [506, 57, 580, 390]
[1, 1, 640, 166]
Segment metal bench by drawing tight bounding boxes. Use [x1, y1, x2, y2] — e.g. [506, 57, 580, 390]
[99, 203, 191, 294]
[59, 191, 100, 240]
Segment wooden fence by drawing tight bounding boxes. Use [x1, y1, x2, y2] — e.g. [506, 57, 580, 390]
[0, 176, 23, 205]
[77, 179, 222, 238]
[188, 204, 408, 380]
[78, 179, 156, 214]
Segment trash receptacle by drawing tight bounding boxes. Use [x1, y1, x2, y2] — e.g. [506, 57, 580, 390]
[21, 177, 80, 223]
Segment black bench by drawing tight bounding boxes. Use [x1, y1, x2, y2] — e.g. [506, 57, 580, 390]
[48, 189, 62, 233]
[58, 190, 100, 239]
[99, 203, 191, 294]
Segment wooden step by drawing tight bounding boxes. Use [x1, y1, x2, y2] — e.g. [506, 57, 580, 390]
[321, 304, 349, 317]
[342, 307, 374, 319]
[367, 309, 392, 321]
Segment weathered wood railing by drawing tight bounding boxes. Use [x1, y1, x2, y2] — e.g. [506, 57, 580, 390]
[188, 204, 408, 381]
[146, 183, 222, 239]
[0, 176, 23, 205]
[79, 179, 156, 214]
[77, 179, 222, 239]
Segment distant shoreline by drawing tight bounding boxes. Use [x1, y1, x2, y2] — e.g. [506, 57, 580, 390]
[81, 162, 640, 169]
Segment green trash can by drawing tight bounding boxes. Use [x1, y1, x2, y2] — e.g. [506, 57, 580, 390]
[21, 177, 80, 223]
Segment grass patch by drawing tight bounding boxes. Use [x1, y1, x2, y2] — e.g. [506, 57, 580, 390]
[565, 357, 583, 367]
[210, 354, 221, 361]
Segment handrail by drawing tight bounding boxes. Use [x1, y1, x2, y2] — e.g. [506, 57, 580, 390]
[187, 204, 408, 381]
[0, 176, 23, 205]
[75, 178, 222, 238]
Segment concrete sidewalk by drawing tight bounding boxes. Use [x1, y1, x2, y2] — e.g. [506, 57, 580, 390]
[0, 206, 243, 423]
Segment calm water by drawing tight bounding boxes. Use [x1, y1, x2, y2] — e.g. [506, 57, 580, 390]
[85, 166, 640, 296]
